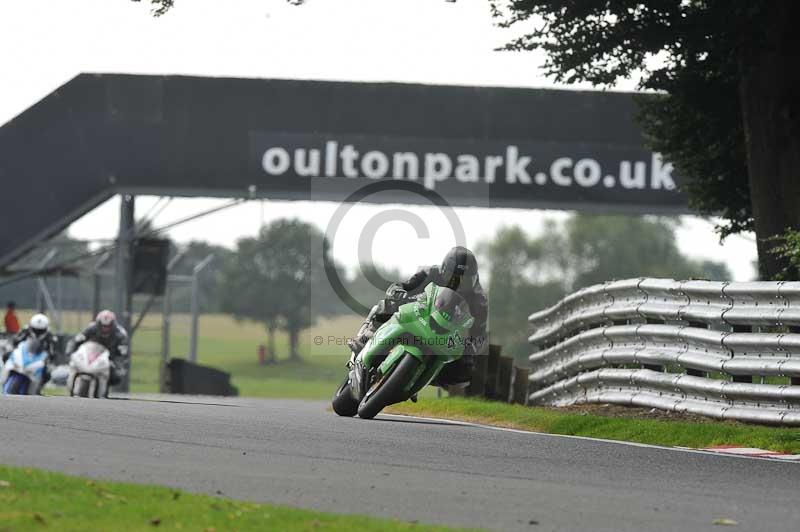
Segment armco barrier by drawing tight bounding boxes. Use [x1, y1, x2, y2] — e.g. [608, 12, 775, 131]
[528, 279, 800, 425]
[162, 358, 238, 397]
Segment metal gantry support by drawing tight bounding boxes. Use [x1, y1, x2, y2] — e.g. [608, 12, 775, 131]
[160, 251, 186, 365]
[189, 254, 214, 363]
[34, 249, 61, 330]
[91, 252, 113, 318]
[115, 194, 136, 392]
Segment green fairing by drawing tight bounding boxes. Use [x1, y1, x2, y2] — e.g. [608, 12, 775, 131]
[359, 283, 474, 397]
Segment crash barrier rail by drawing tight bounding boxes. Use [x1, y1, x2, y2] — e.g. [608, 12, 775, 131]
[161, 358, 238, 397]
[527, 278, 800, 425]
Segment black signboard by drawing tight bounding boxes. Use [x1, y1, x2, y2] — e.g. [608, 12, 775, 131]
[249, 132, 683, 211]
[133, 238, 170, 296]
[0, 74, 691, 267]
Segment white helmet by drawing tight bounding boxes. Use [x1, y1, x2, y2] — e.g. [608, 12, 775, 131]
[96, 310, 117, 337]
[29, 313, 50, 336]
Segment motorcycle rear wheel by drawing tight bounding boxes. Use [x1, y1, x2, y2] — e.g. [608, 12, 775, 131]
[331, 377, 359, 417]
[357, 353, 421, 420]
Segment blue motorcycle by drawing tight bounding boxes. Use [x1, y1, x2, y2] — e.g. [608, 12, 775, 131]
[1, 338, 49, 395]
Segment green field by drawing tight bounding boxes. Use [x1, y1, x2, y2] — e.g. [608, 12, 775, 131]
[23, 308, 439, 400]
[0, 464, 473, 532]
[385, 397, 800, 454]
[13, 308, 359, 399]
[130, 312, 362, 399]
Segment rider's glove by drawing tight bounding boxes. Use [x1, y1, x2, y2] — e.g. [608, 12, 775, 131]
[385, 283, 408, 300]
[111, 359, 127, 377]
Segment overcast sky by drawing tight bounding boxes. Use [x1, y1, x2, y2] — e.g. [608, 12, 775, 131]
[0, 0, 757, 280]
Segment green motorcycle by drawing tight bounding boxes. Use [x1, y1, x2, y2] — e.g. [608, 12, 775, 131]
[332, 282, 474, 419]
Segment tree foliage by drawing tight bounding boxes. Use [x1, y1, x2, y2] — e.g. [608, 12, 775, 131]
[480, 213, 731, 362]
[490, 1, 756, 235]
[490, 1, 799, 279]
[219, 219, 332, 360]
[168, 241, 233, 314]
[0, 232, 93, 314]
[769, 229, 800, 282]
[131, 0, 173, 17]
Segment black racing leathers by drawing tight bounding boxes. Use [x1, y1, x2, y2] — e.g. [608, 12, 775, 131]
[11, 328, 57, 360]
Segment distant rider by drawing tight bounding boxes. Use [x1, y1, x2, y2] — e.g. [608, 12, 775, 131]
[6, 313, 57, 389]
[348, 246, 488, 388]
[67, 310, 129, 387]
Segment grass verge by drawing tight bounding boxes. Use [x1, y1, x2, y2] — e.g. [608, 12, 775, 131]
[384, 397, 800, 454]
[0, 464, 475, 532]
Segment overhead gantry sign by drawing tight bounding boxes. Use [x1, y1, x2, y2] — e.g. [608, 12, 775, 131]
[0, 73, 688, 267]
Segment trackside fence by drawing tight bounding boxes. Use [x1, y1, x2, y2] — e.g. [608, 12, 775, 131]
[527, 279, 800, 425]
[458, 344, 529, 405]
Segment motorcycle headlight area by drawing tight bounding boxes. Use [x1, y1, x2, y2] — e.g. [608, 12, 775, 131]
[71, 356, 110, 372]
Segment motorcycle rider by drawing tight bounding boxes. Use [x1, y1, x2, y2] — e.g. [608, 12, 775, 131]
[5, 313, 57, 389]
[348, 246, 488, 387]
[67, 310, 129, 387]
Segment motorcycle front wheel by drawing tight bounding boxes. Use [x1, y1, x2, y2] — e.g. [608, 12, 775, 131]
[357, 353, 421, 420]
[3, 372, 28, 395]
[331, 377, 359, 417]
[73, 377, 91, 398]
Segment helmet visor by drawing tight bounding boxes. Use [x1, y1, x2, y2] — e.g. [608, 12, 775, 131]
[445, 272, 477, 291]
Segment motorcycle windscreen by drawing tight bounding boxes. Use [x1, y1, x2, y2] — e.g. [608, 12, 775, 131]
[84, 342, 108, 365]
[431, 287, 473, 332]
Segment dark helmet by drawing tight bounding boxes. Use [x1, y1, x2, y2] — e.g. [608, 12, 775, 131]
[440, 246, 479, 292]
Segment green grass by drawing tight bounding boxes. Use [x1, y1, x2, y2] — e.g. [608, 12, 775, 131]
[131, 313, 361, 399]
[385, 397, 800, 454]
[0, 465, 473, 532]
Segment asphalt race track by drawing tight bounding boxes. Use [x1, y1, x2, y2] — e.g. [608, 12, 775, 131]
[0, 395, 798, 531]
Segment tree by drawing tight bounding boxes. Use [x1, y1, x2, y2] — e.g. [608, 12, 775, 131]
[477, 226, 564, 363]
[564, 215, 730, 289]
[770, 229, 800, 281]
[480, 214, 731, 362]
[220, 236, 282, 360]
[132, 0, 173, 16]
[490, 1, 800, 280]
[220, 219, 332, 361]
[169, 241, 232, 313]
[345, 264, 403, 310]
[0, 231, 93, 316]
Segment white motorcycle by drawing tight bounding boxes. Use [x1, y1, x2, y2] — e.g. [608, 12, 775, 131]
[1, 338, 49, 395]
[67, 341, 111, 398]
